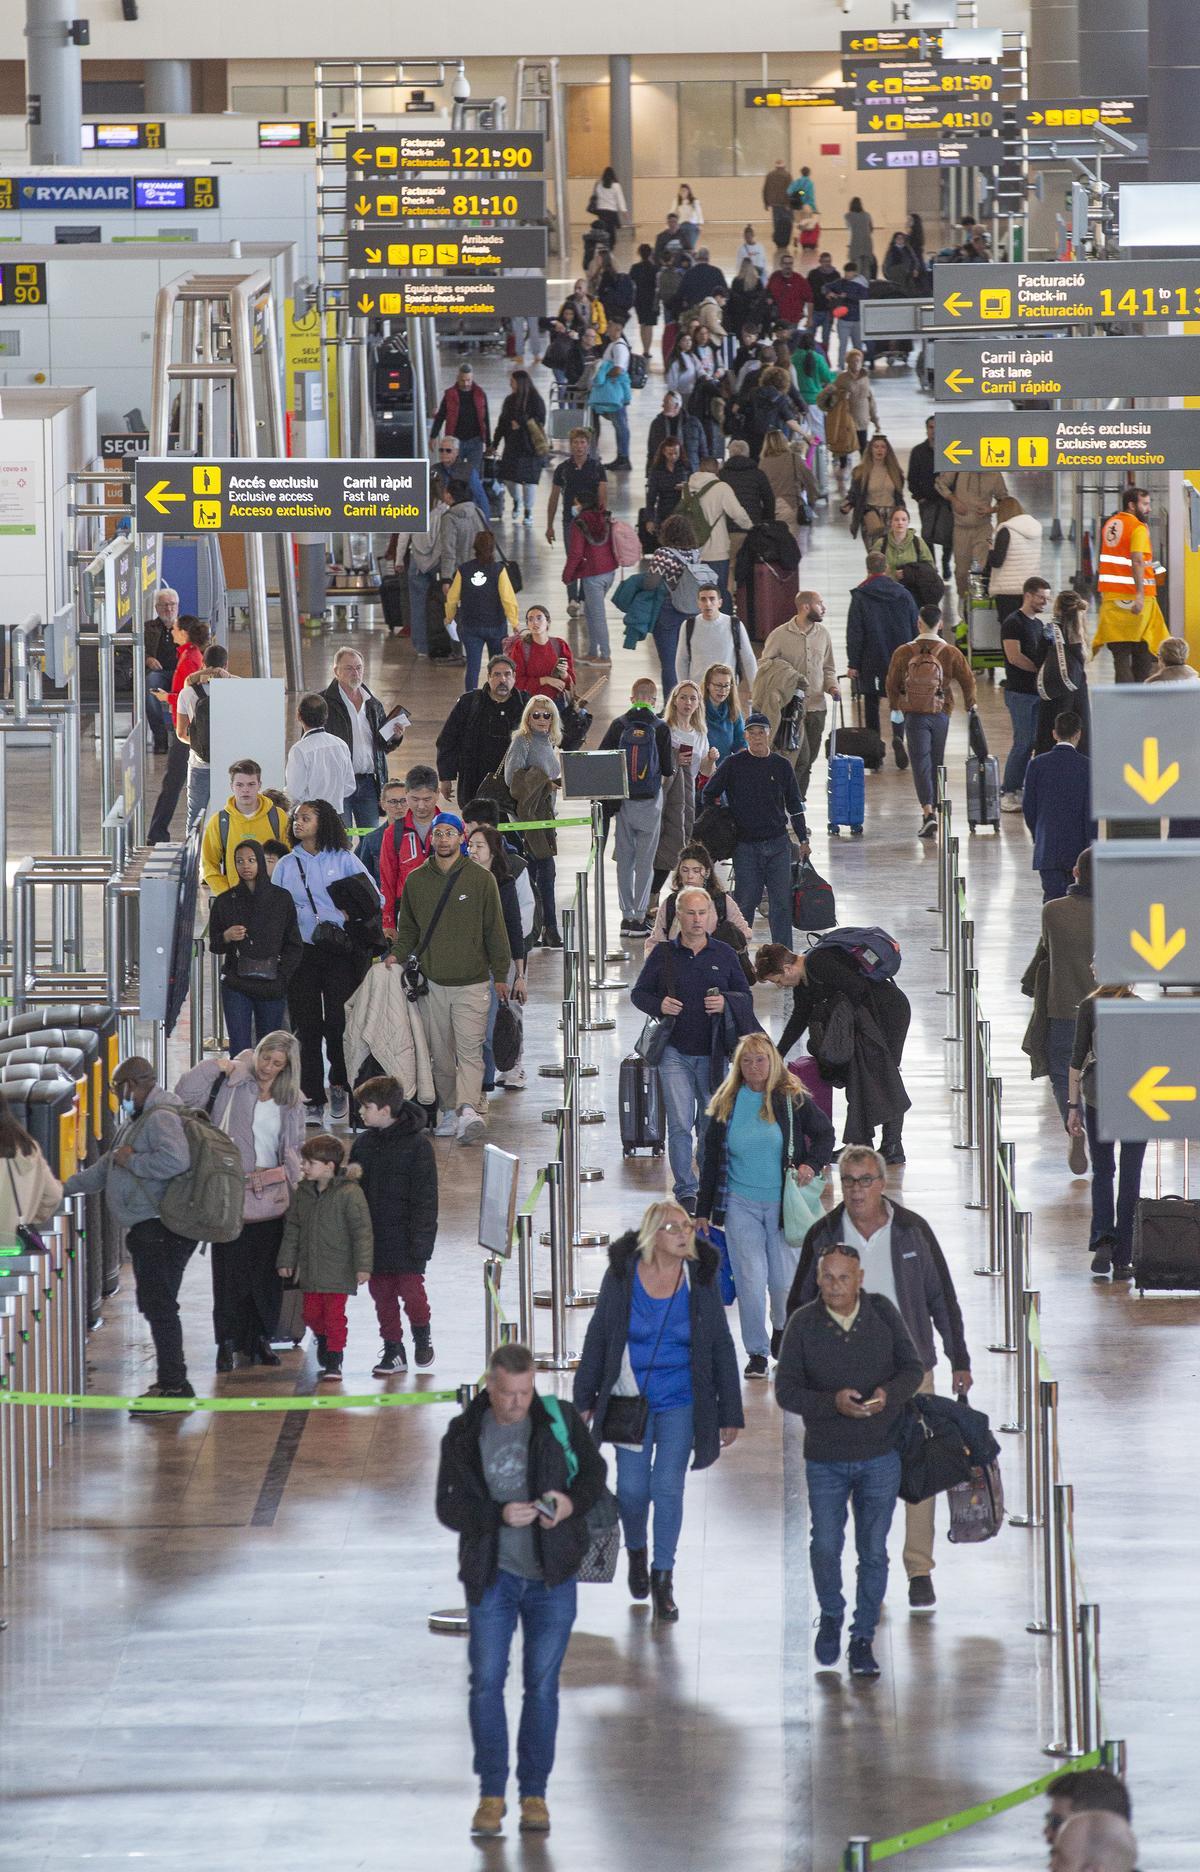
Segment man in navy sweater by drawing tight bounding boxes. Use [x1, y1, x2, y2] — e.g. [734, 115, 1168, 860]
[1022, 708, 1091, 902]
[705, 711, 809, 945]
[631, 889, 759, 1211]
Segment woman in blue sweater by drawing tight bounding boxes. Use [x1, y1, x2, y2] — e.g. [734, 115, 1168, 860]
[696, 1035, 835, 1379]
[574, 1199, 742, 1622]
[701, 663, 746, 771]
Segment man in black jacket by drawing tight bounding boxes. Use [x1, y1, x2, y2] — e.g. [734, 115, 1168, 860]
[436, 655, 531, 806]
[322, 648, 399, 830]
[705, 712, 809, 947]
[787, 1147, 972, 1611]
[906, 415, 953, 578]
[719, 438, 775, 530]
[775, 1243, 923, 1677]
[846, 554, 919, 744]
[350, 1076, 438, 1375]
[436, 1342, 606, 1840]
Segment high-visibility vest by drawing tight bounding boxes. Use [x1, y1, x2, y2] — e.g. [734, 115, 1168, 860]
[1097, 509, 1157, 599]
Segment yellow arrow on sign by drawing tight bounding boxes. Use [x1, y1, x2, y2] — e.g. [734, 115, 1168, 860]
[868, 114, 884, 129]
[1123, 736, 1180, 805]
[1128, 1065, 1197, 1123]
[1027, 110, 1044, 124]
[944, 368, 975, 394]
[144, 479, 185, 517]
[942, 291, 974, 319]
[867, 79, 883, 92]
[356, 292, 375, 314]
[942, 440, 973, 466]
[353, 194, 371, 216]
[351, 147, 371, 166]
[1130, 903, 1187, 971]
[365, 245, 382, 263]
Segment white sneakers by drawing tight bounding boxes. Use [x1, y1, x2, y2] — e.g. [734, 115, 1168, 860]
[457, 1107, 486, 1144]
[497, 1066, 526, 1090]
[1000, 791, 1024, 813]
[434, 1111, 458, 1138]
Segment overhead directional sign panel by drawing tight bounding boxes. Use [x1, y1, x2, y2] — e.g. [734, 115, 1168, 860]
[1096, 1001, 1200, 1142]
[0, 174, 217, 211]
[350, 277, 545, 319]
[859, 137, 1002, 171]
[857, 99, 1000, 133]
[841, 28, 939, 55]
[0, 262, 47, 306]
[348, 178, 546, 221]
[135, 458, 429, 535]
[935, 335, 1200, 400]
[744, 86, 855, 109]
[1095, 842, 1200, 986]
[934, 261, 1200, 327]
[1017, 97, 1147, 133]
[345, 131, 543, 175]
[1089, 688, 1200, 821]
[847, 62, 996, 95]
[347, 227, 548, 274]
[934, 409, 1200, 474]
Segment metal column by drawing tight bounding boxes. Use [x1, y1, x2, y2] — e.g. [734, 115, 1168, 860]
[24, 0, 82, 166]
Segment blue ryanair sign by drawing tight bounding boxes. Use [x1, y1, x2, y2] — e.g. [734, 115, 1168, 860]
[0, 175, 219, 211]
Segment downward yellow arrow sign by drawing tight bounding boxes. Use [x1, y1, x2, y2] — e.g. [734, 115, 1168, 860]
[1123, 737, 1179, 805]
[353, 195, 371, 216]
[1130, 903, 1187, 971]
[357, 292, 375, 314]
[1128, 1066, 1197, 1123]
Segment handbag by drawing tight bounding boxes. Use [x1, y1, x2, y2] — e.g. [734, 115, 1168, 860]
[693, 800, 739, 862]
[525, 416, 550, 458]
[498, 548, 524, 595]
[541, 1395, 620, 1584]
[634, 947, 676, 1066]
[1037, 623, 1077, 701]
[294, 856, 354, 956]
[782, 1101, 826, 1246]
[236, 954, 279, 982]
[598, 1265, 684, 1446]
[401, 865, 462, 1004]
[5, 1157, 48, 1255]
[243, 1164, 290, 1222]
[492, 998, 522, 1075]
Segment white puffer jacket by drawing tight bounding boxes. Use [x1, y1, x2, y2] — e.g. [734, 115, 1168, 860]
[989, 511, 1044, 599]
[343, 964, 436, 1106]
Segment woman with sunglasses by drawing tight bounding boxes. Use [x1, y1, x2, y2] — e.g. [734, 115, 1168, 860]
[575, 1199, 741, 1622]
[503, 695, 564, 947]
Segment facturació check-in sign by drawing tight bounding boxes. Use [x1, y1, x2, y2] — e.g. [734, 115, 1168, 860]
[934, 261, 1200, 326]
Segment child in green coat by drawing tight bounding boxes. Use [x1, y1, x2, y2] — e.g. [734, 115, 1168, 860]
[278, 1134, 374, 1380]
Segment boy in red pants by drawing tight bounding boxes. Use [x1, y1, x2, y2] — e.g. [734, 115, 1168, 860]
[350, 1076, 438, 1375]
[277, 1135, 373, 1380]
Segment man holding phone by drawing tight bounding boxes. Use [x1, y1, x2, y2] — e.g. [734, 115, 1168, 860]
[775, 1244, 923, 1679]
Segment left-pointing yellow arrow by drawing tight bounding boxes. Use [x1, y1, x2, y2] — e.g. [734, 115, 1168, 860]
[1130, 903, 1187, 971]
[944, 368, 975, 394]
[1128, 1065, 1197, 1123]
[351, 147, 371, 166]
[942, 291, 974, 319]
[942, 439, 973, 466]
[144, 479, 185, 517]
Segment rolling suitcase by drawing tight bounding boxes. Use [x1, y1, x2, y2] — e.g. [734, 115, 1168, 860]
[788, 1054, 834, 1123]
[379, 574, 408, 633]
[270, 1284, 306, 1349]
[619, 1054, 665, 1158]
[966, 754, 1002, 832]
[827, 697, 865, 838]
[1133, 1143, 1200, 1291]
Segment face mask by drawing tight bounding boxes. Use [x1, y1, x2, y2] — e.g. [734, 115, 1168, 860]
[119, 1096, 136, 1120]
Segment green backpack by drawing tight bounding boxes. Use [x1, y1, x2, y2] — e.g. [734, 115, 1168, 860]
[674, 477, 721, 549]
[157, 1105, 247, 1244]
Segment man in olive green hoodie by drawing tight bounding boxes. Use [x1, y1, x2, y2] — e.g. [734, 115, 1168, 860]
[390, 812, 512, 1144]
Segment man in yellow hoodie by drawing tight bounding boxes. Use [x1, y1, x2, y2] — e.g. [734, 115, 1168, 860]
[201, 759, 291, 894]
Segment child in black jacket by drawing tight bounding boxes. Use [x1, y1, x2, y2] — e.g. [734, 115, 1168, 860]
[349, 1075, 438, 1375]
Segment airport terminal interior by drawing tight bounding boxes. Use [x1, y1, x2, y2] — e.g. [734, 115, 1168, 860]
[0, 2, 1196, 1867]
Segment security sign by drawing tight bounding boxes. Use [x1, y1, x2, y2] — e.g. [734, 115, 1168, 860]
[135, 458, 429, 534]
[345, 132, 543, 175]
[347, 226, 548, 274]
[1096, 1001, 1200, 1142]
[934, 409, 1200, 474]
[935, 261, 1200, 328]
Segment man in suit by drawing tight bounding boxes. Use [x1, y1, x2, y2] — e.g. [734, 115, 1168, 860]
[1022, 709, 1090, 902]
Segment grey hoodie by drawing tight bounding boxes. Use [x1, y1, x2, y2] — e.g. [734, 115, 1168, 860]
[64, 1085, 190, 1229]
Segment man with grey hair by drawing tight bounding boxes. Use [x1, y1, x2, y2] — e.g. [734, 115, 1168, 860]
[431, 434, 490, 516]
[1051, 1811, 1138, 1872]
[786, 1145, 971, 1613]
[144, 585, 180, 753]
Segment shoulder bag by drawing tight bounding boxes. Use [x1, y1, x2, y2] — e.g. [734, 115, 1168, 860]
[599, 1266, 684, 1446]
[400, 865, 463, 1003]
[293, 855, 354, 956]
[541, 1395, 621, 1584]
[634, 945, 677, 1066]
[4, 1157, 48, 1255]
[782, 1099, 827, 1245]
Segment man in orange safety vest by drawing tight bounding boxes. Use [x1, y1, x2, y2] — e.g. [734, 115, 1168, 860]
[1092, 485, 1168, 682]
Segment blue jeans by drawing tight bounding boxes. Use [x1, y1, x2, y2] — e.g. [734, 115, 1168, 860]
[1083, 1103, 1146, 1259]
[659, 1046, 712, 1202]
[902, 711, 949, 813]
[1002, 688, 1040, 795]
[806, 1449, 902, 1640]
[467, 1571, 577, 1800]
[733, 832, 794, 947]
[723, 1191, 798, 1359]
[652, 603, 687, 694]
[580, 571, 613, 657]
[458, 438, 485, 475]
[343, 770, 381, 832]
[678, 222, 699, 252]
[463, 627, 506, 692]
[598, 405, 630, 461]
[615, 1401, 695, 1570]
[707, 556, 730, 607]
[220, 988, 288, 1056]
[1045, 1016, 1074, 1127]
[146, 670, 171, 745]
[527, 854, 559, 939]
[813, 310, 833, 352]
[406, 563, 436, 654]
[186, 761, 210, 831]
[836, 320, 862, 365]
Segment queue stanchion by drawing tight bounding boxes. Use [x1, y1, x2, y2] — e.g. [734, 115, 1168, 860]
[1045, 1483, 1085, 1758]
[989, 1142, 1018, 1344]
[998, 1215, 1030, 1428]
[189, 938, 206, 1065]
[1008, 1290, 1042, 1509]
[932, 781, 950, 943]
[539, 1062, 599, 1306]
[206, 944, 225, 1053]
[566, 1052, 607, 1260]
[483, 1256, 503, 1364]
[534, 1161, 578, 1372]
[428, 1383, 480, 1636]
[575, 870, 614, 1033]
[591, 800, 628, 973]
[515, 1212, 536, 1348]
[956, 968, 979, 1151]
[842, 1840, 871, 1872]
[1079, 1603, 1102, 1754]
[968, 1054, 996, 1227]
[950, 918, 972, 1081]
[937, 828, 957, 972]
[1101, 1737, 1126, 1778]
[1028, 1376, 1059, 1636]
[972, 1019, 991, 1208]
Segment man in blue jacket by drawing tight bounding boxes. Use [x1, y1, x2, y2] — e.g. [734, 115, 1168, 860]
[846, 554, 919, 749]
[1022, 708, 1091, 901]
[705, 711, 809, 946]
[631, 888, 760, 1212]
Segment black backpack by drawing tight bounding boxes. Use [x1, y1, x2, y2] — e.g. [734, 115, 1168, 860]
[217, 803, 283, 870]
[189, 683, 211, 762]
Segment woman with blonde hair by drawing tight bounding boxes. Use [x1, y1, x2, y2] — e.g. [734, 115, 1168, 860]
[701, 661, 746, 765]
[696, 1034, 835, 1376]
[504, 695, 563, 947]
[759, 427, 820, 536]
[651, 680, 709, 902]
[574, 1198, 742, 1620]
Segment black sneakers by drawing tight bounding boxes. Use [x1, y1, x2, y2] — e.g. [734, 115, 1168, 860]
[848, 1636, 881, 1677]
[373, 1342, 407, 1376]
[814, 1614, 842, 1666]
[908, 1575, 936, 1612]
[131, 1381, 196, 1416]
[413, 1326, 435, 1368]
[319, 1349, 343, 1382]
[744, 1354, 769, 1380]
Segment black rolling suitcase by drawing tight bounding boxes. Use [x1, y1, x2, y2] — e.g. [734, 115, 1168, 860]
[619, 1054, 665, 1158]
[966, 754, 1002, 832]
[379, 574, 408, 633]
[1132, 1144, 1200, 1291]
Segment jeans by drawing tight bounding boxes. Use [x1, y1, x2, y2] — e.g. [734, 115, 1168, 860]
[1045, 1016, 1075, 1127]
[706, 556, 730, 607]
[599, 405, 631, 462]
[615, 1401, 695, 1569]
[1040, 866, 1073, 904]
[468, 1572, 578, 1800]
[407, 563, 436, 654]
[527, 854, 560, 939]
[652, 603, 687, 693]
[1084, 1103, 1146, 1259]
[678, 222, 700, 252]
[220, 987, 287, 1057]
[458, 438, 486, 475]
[903, 711, 949, 813]
[836, 320, 862, 365]
[806, 1449, 902, 1640]
[343, 770, 381, 832]
[146, 670, 171, 746]
[733, 832, 794, 947]
[659, 1045, 712, 1202]
[723, 1192, 799, 1359]
[614, 795, 663, 923]
[580, 571, 613, 657]
[186, 761, 211, 831]
[1002, 688, 1040, 795]
[126, 1219, 197, 1388]
[463, 627, 507, 692]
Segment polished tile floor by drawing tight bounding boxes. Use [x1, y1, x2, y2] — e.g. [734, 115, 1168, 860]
[0, 327, 1185, 1870]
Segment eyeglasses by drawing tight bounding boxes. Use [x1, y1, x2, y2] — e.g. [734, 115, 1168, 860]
[842, 1173, 882, 1190]
[530, 711, 553, 720]
[659, 1221, 692, 1236]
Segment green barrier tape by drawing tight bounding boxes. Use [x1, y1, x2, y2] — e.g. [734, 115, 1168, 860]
[518, 1170, 547, 1218]
[0, 1387, 459, 1414]
[485, 1271, 509, 1325]
[865, 1751, 1102, 1861]
[501, 816, 592, 832]
[994, 1150, 1017, 1208]
[1026, 1301, 1054, 1385]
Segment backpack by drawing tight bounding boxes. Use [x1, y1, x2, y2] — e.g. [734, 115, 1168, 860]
[1037, 624, 1077, 702]
[609, 517, 643, 567]
[188, 683, 212, 762]
[675, 478, 722, 549]
[218, 804, 282, 873]
[618, 713, 662, 800]
[809, 925, 901, 982]
[627, 353, 648, 390]
[608, 273, 636, 315]
[156, 1106, 246, 1243]
[686, 615, 743, 685]
[902, 642, 946, 715]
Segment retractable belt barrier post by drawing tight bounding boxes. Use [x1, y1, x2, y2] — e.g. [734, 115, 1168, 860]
[591, 800, 628, 977]
[575, 870, 614, 1034]
[1046, 1482, 1085, 1759]
[1028, 1377, 1059, 1638]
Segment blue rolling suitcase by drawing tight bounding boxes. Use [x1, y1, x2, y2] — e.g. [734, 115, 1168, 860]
[827, 698, 865, 838]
